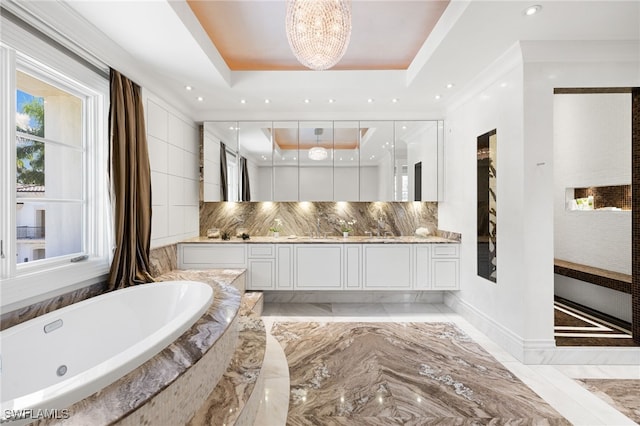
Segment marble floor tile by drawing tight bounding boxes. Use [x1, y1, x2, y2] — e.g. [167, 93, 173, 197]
[258, 303, 637, 426]
[555, 364, 640, 379]
[575, 379, 640, 424]
[382, 303, 442, 316]
[330, 303, 389, 317]
[272, 322, 569, 424]
[277, 303, 334, 317]
[508, 363, 636, 425]
[255, 377, 290, 426]
[262, 333, 290, 380]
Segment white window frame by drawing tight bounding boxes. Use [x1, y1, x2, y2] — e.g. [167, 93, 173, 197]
[0, 15, 110, 312]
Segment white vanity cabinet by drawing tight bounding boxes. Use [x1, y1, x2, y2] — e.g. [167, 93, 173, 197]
[179, 244, 246, 269]
[362, 244, 412, 289]
[276, 245, 294, 289]
[294, 245, 343, 289]
[431, 244, 460, 290]
[414, 245, 432, 289]
[344, 244, 362, 289]
[178, 241, 459, 291]
[247, 244, 275, 290]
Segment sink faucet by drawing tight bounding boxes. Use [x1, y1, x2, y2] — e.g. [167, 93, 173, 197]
[377, 217, 385, 237]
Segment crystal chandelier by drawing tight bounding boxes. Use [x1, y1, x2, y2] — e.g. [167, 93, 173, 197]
[286, 0, 352, 71]
[309, 128, 328, 160]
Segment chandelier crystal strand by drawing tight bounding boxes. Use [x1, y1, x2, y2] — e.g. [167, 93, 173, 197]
[286, 0, 352, 71]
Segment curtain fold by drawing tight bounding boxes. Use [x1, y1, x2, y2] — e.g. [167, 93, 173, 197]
[220, 142, 228, 201]
[107, 69, 154, 290]
[240, 156, 251, 201]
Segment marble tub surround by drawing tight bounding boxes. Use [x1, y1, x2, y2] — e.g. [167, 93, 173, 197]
[33, 279, 243, 426]
[575, 379, 640, 423]
[156, 268, 246, 293]
[187, 315, 267, 426]
[0, 280, 107, 331]
[271, 321, 569, 425]
[200, 201, 461, 240]
[148, 243, 178, 277]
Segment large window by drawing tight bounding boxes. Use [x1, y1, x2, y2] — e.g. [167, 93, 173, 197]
[1, 13, 110, 309]
[15, 70, 84, 264]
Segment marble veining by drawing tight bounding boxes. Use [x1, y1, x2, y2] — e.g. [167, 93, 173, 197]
[575, 379, 640, 424]
[187, 316, 267, 426]
[271, 321, 569, 424]
[183, 235, 458, 244]
[200, 201, 461, 240]
[148, 243, 178, 277]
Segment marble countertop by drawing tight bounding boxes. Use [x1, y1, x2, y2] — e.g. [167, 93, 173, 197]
[182, 235, 459, 244]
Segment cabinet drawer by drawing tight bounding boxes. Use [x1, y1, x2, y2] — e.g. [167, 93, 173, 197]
[248, 244, 275, 258]
[180, 244, 246, 268]
[432, 244, 459, 258]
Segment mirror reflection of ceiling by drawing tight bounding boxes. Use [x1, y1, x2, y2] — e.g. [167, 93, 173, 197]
[272, 127, 366, 150]
[186, 0, 450, 71]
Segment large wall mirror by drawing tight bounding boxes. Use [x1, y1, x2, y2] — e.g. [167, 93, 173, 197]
[202, 120, 444, 202]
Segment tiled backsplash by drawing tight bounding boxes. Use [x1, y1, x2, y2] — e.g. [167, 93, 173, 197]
[574, 184, 632, 210]
[200, 201, 444, 238]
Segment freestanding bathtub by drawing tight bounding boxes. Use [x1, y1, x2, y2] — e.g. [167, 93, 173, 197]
[0, 280, 213, 423]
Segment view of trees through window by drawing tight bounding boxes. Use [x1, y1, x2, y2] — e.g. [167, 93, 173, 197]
[15, 70, 84, 264]
[16, 91, 45, 186]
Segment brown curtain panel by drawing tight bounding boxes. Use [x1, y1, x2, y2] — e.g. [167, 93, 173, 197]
[220, 142, 228, 201]
[240, 156, 251, 201]
[107, 69, 154, 290]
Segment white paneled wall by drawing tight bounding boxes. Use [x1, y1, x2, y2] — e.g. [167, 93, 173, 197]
[553, 93, 632, 274]
[144, 90, 200, 248]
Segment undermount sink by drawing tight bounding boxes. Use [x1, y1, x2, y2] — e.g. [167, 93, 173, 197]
[363, 238, 398, 243]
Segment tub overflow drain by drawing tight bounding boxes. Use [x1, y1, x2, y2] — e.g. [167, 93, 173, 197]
[57, 365, 67, 377]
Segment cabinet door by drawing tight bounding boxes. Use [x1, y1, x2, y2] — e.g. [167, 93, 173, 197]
[295, 245, 343, 289]
[247, 258, 275, 290]
[344, 244, 361, 289]
[363, 245, 412, 289]
[276, 245, 294, 289]
[179, 244, 246, 269]
[432, 258, 459, 290]
[414, 245, 431, 289]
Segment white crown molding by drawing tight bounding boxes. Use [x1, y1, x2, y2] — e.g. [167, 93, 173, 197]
[2, 0, 196, 118]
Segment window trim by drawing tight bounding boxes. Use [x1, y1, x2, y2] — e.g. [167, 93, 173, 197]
[0, 24, 110, 311]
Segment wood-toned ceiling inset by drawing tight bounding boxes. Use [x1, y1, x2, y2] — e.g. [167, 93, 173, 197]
[272, 127, 366, 150]
[187, 0, 450, 71]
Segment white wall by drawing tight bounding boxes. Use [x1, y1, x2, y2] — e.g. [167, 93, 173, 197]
[554, 93, 631, 274]
[145, 90, 200, 248]
[202, 125, 221, 201]
[439, 40, 639, 363]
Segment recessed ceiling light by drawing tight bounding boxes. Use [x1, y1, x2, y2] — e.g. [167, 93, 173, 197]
[304, 99, 310, 104]
[264, 99, 270, 104]
[392, 98, 398, 103]
[402, 126, 407, 130]
[367, 98, 374, 103]
[524, 5, 542, 16]
[500, 82, 508, 88]
[328, 99, 335, 103]
[240, 99, 246, 104]
[185, 85, 192, 91]
[197, 96, 204, 102]
[434, 94, 441, 100]
[446, 83, 454, 89]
